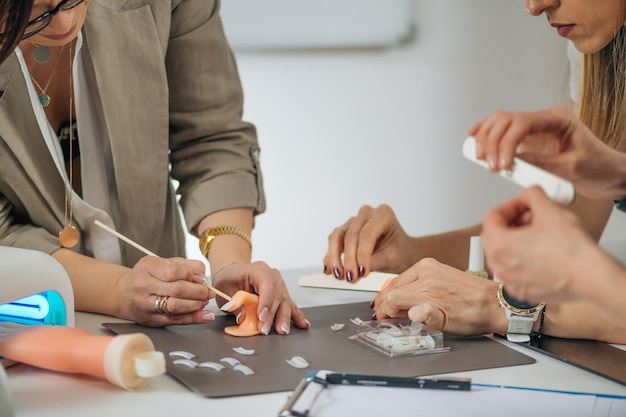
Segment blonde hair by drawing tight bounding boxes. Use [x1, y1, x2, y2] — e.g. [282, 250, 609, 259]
[576, 26, 626, 149]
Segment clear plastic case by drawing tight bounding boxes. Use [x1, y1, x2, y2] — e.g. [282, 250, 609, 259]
[349, 317, 449, 358]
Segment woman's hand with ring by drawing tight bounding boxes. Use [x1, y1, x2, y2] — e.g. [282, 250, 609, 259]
[116, 256, 215, 327]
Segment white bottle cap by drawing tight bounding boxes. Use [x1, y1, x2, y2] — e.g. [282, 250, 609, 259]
[104, 333, 165, 390]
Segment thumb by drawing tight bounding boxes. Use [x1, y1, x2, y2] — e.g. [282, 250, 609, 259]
[408, 303, 444, 331]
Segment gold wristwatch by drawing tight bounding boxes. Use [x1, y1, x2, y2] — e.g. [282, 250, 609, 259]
[199, 225, 252, 258]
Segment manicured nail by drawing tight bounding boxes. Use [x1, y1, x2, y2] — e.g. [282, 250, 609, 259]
[304, 319, 311, 328]
[280, 323, 290, 335]
[346, 271, 353, 282]
[487, 156, 495, 170]
[193, 273, 207, 284]
[333, 268, 341, 279]
[235, 312, 242, 324]
[358, 265, 365, 277]
[369, 300, 375, 309]
[499, 155, 507, 169]
[259, 307, 269, 322]
[323, 265, 328, 274]
[261, 323, 270, 335]
[201, 311, 215, 321]
[371, 313, 377, 321]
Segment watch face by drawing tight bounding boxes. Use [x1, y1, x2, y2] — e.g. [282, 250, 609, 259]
[501, 286, 539, 310]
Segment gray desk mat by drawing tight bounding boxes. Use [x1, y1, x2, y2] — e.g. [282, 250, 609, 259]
[103, 302, 534, 397]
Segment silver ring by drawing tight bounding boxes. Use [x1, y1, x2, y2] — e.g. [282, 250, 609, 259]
[154, 295, 163, 313]
[336, 225, 348, 233]
[154, 295, 169, 314]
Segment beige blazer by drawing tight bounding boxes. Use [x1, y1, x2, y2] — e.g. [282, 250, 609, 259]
[0, 0, 265, 266]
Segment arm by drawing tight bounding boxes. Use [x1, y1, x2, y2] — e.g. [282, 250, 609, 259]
[166, 1, 308, 335]
[52, 248, 213, 326]
[324, 194, 610, 282]
[372, 258, 626, 344]
[469, 105, 626, 201]
[323, 203, 482, 281]
[482, 186, 626, 321]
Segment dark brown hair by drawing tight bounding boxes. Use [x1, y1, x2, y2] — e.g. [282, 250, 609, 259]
[0, 0, 33, 64]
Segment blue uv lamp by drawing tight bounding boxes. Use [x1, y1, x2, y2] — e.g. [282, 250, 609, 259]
[0, 290, 68, 326]
[0, 247, 75, 368]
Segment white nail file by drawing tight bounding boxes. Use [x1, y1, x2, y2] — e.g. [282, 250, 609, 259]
[462, 136, 575, 205]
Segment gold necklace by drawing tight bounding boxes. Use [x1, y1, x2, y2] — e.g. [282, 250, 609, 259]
[58, 41, 79, 249]
[29, 45, 65, 107]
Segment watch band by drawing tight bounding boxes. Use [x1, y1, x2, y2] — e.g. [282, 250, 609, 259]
[497, 283, 544, 343]
[199, 225, 252, 258]
[505, 314, 537, 343]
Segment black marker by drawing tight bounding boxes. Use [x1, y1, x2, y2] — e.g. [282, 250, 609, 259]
[325, 373, 471, 391]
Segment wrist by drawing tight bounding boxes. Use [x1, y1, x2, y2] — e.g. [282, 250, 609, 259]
[199, 225, 252, 259]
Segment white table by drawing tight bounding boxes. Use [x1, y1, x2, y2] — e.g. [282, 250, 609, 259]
[6, 268, 626, 417]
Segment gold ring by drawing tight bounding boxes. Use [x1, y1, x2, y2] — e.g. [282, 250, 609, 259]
[154, 295, 170, 314]
[159, 295, 170, 315]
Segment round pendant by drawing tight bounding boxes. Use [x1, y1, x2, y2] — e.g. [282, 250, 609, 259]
[59, 225, 80, 248]
[39, 93, 50, 107]
[33, 45, 51, 63]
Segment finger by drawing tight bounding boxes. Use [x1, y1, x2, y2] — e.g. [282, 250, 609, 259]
[408, 303, 445, 331]
[354, 204, 396, 279]
[467, 117, 488, 137]
[251, 267, 284, 335]
[483, 111, 515, 171]
[138, 257, 212, 301]
[324, 219, 351, 279]
[150, 309, 216, 327]
[342, 207, 374, 282]
[375, 287, 415, 320]
[273, 301, 305, 335]
[152, 295, 210, 316]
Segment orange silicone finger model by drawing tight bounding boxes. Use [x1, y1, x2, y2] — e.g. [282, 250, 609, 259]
[220, 290, 262, 337]
[0, 323, 165, 390]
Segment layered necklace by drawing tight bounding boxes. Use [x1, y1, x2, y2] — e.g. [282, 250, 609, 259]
[30, 42, 80, 248]
[29, 44, 65, 107]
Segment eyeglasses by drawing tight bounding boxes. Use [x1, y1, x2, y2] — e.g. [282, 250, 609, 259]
[21, 0, 86, 40]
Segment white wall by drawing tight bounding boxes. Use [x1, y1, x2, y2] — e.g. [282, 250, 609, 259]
[186, 0, 626, 269]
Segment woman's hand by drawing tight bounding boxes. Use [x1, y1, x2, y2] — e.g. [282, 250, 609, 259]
[323, 204, 416, 282]
[117, 256, 215, 327]
[469, 105, 626, 200]
[211, 261, 310, 336]
[481, 186, 604, 304]
[372, 258, 504, 336]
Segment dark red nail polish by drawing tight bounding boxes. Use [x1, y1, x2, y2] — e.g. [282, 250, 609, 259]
[371, 314, 377, 321]
[369, 300, 375, 309]
[323, 265, 328, 274]
[333, 268, 341, 279]
[347, 271, 353, 282]
[358, 265, 365, 277]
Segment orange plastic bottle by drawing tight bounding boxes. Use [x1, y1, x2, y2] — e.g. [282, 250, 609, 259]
[0, 323, 165, 390]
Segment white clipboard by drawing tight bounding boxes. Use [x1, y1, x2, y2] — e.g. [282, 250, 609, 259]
[279, 370, 626, 417]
